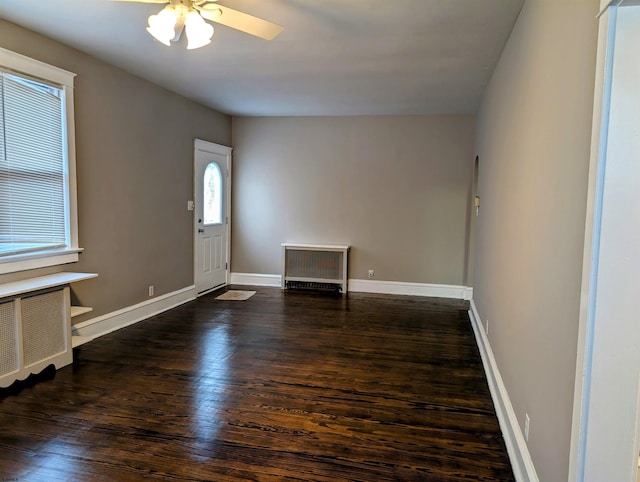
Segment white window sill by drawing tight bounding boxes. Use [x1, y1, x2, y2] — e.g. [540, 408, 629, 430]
[0, 248, 84, 275]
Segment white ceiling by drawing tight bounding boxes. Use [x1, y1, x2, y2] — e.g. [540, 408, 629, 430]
[0, 0, 524, 117]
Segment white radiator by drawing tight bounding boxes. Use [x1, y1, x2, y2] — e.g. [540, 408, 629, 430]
[281, 243, 350, 293]
[0, 287, 71, 388]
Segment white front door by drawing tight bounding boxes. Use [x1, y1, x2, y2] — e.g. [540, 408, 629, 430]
[194, 140, 231, 295]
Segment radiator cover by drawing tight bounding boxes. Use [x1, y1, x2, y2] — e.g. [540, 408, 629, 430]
[282, 243, 350, 293]
[0, 287, 71, 388]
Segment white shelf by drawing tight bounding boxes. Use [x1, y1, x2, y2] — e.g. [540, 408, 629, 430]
[71, 306, 93, 317]
[0, 272, 98, 300]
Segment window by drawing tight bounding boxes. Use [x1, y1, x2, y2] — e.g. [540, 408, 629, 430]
[0, 48, 79, 274]
[203, 162, 222, 225]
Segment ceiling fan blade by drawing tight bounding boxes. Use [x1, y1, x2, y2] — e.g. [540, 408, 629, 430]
[198, 4, 283, 40]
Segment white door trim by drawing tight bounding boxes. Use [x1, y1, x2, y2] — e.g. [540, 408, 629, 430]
[193, 139, 232, 296]
[570, 4, 640, 480]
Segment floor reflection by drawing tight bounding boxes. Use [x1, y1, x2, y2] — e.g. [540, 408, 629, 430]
[191, 324, 231, 458]
[18, 438, 84, 481]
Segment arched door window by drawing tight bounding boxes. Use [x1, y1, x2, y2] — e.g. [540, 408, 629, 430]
[203, 162, 222, 225]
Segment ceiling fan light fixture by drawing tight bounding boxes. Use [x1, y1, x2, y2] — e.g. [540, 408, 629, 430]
[146, 6, 178, 46]
[185, 10, 214, 50]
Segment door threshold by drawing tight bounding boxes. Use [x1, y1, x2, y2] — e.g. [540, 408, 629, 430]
[197, 284, 226, 297]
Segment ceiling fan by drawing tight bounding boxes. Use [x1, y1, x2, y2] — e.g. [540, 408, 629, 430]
[112, 0, 283, 49]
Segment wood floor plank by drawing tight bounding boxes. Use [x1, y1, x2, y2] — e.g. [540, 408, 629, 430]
[0, 288, 513, 481]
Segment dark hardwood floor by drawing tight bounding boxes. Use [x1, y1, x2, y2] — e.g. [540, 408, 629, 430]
[0, 287, 514, 481]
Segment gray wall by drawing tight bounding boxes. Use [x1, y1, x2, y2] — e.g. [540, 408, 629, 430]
[472, 0, 598, 480]
[231, 115, 475, 285]
[0, 20, 231, 320]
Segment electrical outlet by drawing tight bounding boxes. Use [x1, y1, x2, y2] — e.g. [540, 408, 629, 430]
[148, 285, 154, 297]
[524, 413, 530, 441]
[368, 269, 374, 279]
[187, 200, 194, 211]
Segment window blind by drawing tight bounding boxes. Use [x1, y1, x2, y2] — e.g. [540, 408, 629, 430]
[0, 71, 67, 256]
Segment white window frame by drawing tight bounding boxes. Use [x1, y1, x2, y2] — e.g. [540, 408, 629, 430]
[0, 48, 81, 274]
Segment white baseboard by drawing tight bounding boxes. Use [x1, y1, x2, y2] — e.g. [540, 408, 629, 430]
[72, 285, 196, 345]
[231, 273, 471, 300]
[230, 272, 281, 287]
[349, 279, 468, 299]
[468, 300, 539, 482]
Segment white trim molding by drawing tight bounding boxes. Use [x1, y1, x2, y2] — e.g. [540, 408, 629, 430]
[0, 48, 80, 275]
[0, 249, 82, 275]
[72, 285, 196, 345]
[0, 47, 76, 86]
[349, 279, 468, 299]
[464, 286, 474, 300]
[230, 272, 282, 287]
[468, 300, 539, 482]
[231, 274, 470, 299]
